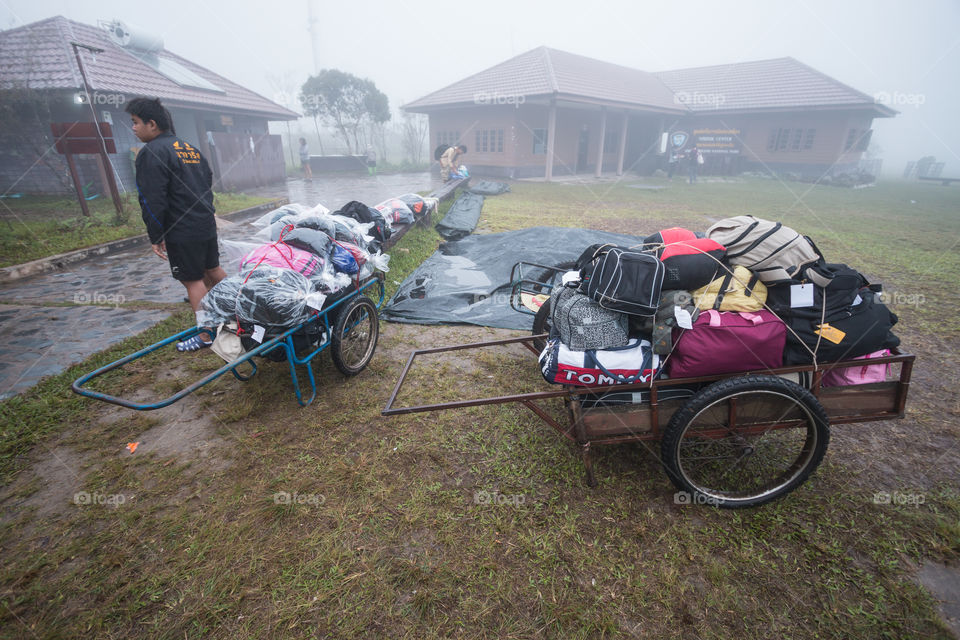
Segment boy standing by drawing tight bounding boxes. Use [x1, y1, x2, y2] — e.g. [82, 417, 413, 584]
[126, 97, 225, 351]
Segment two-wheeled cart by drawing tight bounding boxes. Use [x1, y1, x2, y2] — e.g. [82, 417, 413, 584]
[382, 261, 915, 508]
[73, 274, 383, 409]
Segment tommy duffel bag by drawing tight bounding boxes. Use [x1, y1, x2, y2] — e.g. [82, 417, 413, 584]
[539, 337, 660, 387]
[706, 216, 828, 286]
[667, 309, 786, 378]
[551, 283, 630, 351]
[578, 245, 665, 316]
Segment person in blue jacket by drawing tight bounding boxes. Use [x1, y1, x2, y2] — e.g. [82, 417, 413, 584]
[125, 97, 225, 351]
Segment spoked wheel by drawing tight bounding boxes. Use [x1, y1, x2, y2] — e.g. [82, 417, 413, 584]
[529, 260, 575, 354]
[331, 295, 379, 376]
[661, 375, 830, 508]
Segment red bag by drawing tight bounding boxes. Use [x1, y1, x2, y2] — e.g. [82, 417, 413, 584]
[667, 309, 785, 378]
[643, 227, 725, 290]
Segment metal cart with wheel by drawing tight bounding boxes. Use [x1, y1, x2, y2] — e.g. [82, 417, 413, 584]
[388, 251, 915, 512]
[72, 274, 383, 410]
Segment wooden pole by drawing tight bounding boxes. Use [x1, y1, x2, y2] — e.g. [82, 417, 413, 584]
[70, 42, 124, 217]
[65, 152, 90, 217]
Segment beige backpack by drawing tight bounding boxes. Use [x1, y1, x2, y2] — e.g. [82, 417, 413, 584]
[706, 216, 830, 286]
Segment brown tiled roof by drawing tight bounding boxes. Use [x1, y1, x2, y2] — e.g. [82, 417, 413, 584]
[655, 57, 895, 115]
[0, 16, 298, 120]
[404, 47, 685, 113]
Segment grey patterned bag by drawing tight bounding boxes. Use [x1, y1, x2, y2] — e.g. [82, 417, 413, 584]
[551, 284, 630, 351]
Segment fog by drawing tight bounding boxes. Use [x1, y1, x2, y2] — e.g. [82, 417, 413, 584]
[3, 0, 958, 175]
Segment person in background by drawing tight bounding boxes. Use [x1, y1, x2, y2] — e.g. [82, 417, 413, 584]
[667, 149, 679, 181]
[688, 146, 702, 184]
[125, 97, 225, 352]
[299, 137, 312, 180]
[440, 144, 467, 181]
[366, 146, 377, 176]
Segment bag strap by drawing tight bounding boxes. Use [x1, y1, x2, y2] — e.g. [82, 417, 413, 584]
[704, 309, 763, 326]
[712, 272, 734, 310]
[745, 273, 760, 296]
[585, 348, 649, 384]
[726, 222, 781, 259]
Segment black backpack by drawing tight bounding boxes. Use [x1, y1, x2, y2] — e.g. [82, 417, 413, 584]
[766, 263, 874, 319]
[434, 144, 451, 161]
[780, 288, 899, 365]
[335, 200, 391, 251]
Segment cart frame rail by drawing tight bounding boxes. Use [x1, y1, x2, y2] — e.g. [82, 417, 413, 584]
[382, 334, 914, 489]
[73, 275, 384, 410]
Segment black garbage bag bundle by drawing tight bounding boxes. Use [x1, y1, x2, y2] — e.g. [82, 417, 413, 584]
[283, 227, 333, 258]
[467, 180, 511, 196]
[336, 200, 391, 252]
[436, 191, 484, 241]
[196, 267, 324, 331]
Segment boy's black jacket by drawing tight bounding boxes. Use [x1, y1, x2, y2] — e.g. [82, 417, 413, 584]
[135, 132, 216, 244]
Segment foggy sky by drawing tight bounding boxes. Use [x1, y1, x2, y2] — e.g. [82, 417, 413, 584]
[2, 0, 958, 174]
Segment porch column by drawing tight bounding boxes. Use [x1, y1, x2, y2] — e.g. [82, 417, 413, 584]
[595, 107, 607, 178]
[545, 98, 557, 182]
[617, 112, 629, 176]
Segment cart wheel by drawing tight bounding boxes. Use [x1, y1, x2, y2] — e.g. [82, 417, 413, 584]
[531, 297, 552, 354]
[660, 375, 829, 508]
[529, 260, 574, 353]
[331, 295, 379, 376]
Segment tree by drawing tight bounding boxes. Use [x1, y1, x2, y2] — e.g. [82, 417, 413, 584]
[300, 70, 390, 155]
[400, 112, 428, 165]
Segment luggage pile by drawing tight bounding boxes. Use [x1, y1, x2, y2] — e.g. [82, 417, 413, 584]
[197, 198, 410, 357]
[540, 216, 900, 389]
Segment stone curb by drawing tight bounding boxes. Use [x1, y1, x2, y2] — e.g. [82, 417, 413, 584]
[0, 198, 289, 284]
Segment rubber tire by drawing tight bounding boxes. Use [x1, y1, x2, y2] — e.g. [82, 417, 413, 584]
[331, 295, 379, 376]
[660, 375, 830, 508]
[530, 260, 575, 353]
[531, 297, 552, 354]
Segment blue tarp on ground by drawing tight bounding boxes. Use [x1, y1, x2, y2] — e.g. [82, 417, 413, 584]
[382, 226, 644, 330]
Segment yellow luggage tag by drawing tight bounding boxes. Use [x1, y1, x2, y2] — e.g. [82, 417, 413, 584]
[815, 323, 846, 344]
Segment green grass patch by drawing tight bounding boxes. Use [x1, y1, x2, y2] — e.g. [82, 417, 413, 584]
[1, 179, 959, 639]
[0, 192, 275, 267]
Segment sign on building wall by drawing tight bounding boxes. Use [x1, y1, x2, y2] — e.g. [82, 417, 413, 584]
[692, 128, 742, 155]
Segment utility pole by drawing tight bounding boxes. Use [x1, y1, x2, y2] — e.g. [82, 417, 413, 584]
[71, 42, 124, 217]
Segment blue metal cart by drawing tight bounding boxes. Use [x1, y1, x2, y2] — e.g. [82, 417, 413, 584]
[72, 274, 384, 409]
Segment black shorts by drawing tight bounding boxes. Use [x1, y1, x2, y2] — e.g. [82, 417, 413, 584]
[166, 237, 220, 281]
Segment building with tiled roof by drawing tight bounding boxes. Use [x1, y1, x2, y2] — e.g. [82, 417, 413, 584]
[1, 15, 299, 195]
[405, 47, 896, 179]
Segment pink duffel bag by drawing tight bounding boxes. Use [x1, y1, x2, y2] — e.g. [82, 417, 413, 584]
[240, 242, 324, 277]
[667, 309, 786, 378]
[822, 349, 892, 387]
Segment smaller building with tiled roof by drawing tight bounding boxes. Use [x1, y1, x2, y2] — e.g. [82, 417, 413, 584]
[1, 15, 298, 195]
[405, 47, 895, 179]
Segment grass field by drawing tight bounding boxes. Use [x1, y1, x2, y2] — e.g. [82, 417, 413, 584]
[0, 192, 274, 267]
[0, 177, 958, 639]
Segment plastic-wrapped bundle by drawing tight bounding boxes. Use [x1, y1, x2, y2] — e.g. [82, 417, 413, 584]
[250, 203, 310, 228]
[283, 227, 333, 257]
[236, 268, 326, 328]
[396, 193, 430, 217]
[310, 269, 352, 293]
[375, 198, 416, 225]
[335, 241, 368, 267]
[330, 244, 359, 274]
[196, 277, 242, 328]
[328, 214, 374, 248]
[294, 215, 338, 238]
[240, 242, 325, 277]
